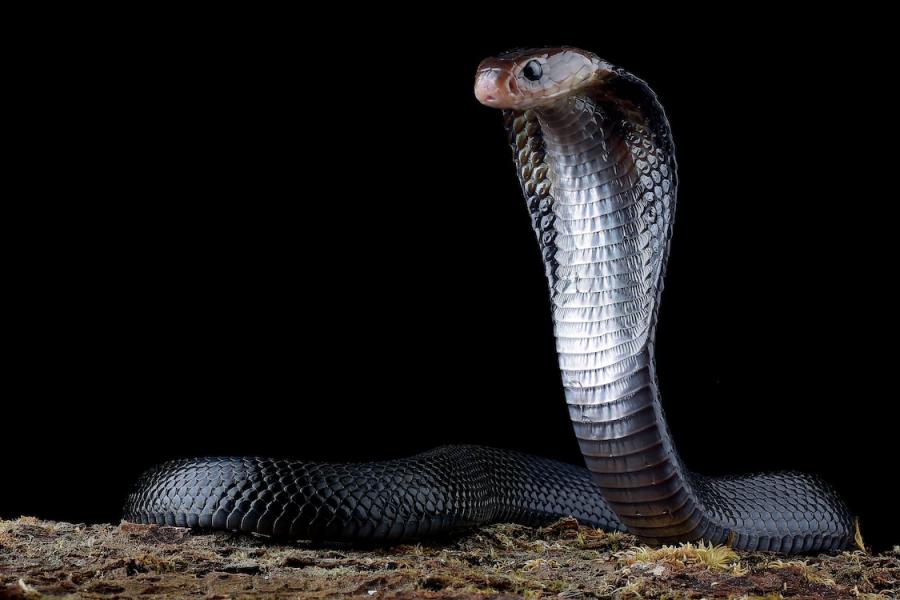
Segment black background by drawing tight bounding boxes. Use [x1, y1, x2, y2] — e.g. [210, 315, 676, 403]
[4, 13, 898, 551]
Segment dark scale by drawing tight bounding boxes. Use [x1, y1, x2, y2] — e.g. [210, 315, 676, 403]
[503, 109, 559, 289]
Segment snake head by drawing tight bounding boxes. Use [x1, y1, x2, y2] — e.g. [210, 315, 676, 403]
[474, 47, 611, 110]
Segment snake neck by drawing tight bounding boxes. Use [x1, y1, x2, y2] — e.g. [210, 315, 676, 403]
[507, 88, 727, 544]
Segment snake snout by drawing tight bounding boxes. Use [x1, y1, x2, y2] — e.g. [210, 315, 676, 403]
[474, 66, 517, 109]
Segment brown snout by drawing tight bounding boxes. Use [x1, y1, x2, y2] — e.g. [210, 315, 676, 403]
[474, 64, 517, 108]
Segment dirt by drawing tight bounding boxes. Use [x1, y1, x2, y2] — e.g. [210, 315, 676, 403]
[0, 516, 896, 599]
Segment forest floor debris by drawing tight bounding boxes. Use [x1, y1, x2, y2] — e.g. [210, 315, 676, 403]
[1, 516, 897, 598]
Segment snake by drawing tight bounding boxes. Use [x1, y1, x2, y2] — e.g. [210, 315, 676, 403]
[124, 47, 853, 554]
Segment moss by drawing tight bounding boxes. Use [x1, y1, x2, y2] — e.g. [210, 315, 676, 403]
[626, 541, 741, 572]
[855, 517, 867, 552]
[0, 516, 896, 598]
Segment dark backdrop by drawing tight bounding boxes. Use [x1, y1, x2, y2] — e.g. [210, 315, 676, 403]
[5, 15, 898, 551]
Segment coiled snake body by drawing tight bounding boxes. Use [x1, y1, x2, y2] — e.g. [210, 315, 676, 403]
[125, 47, 852, 553]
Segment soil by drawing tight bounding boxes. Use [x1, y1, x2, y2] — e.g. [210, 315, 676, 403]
[1, 516, 897, 599]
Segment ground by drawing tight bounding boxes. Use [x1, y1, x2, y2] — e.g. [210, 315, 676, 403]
[0, 517, 897, 599]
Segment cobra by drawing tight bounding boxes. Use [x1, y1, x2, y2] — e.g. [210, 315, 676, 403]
[125, 46, 852, 554]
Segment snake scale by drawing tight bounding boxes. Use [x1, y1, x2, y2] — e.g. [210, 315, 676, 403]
[124, 47, 853, 554]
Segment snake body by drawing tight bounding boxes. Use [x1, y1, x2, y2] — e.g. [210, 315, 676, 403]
[125, 47, 852, 553]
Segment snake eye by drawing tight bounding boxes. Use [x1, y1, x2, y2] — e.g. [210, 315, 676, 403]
[522, 60, 542, 81]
